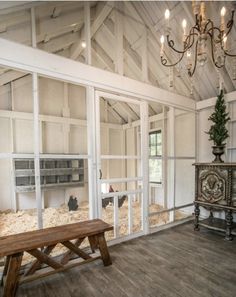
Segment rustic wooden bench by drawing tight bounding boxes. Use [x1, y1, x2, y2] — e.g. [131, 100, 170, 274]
[0, 219, 113, 297]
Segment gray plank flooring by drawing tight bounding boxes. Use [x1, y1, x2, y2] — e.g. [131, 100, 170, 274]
[3, 222, 236, 297]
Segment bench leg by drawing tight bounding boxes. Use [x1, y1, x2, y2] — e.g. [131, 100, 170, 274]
[3, 252, 23, 297]
[1, 256, 10, 286]
[88, 235, 98, 253]
[97, 233, 112, 266]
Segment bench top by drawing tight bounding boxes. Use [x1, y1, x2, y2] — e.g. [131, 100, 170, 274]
[0, 219, 113, 258]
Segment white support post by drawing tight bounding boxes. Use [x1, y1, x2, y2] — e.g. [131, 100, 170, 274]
[87, 86, 97, 219]
[31, 9, 43, 228]
[113, 194, 119, 238]
[140, 101, 149, 234]
[121, 128, 126, 191]
[95, 91, 102, 219]
[195, 110, 199, 163]
[84, 2, 91, 65]
[168, 107, 175, 222]
[128, 194, 133, 235]
[33, 72, 43, 229]
[142, 27, 148, 83]
[104, 100, 110, 182]
[10, 85, 16, 211]
[39, 120, 43, 153]
[115, 2, 123, 75]
[162, 106, 168, 209]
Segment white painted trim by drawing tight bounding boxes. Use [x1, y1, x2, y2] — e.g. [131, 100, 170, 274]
[107, 230, 144, 246]
[113, 194, 119, 238]
[86, 86, 97, 219]
[149, 217, 193, 234]
[101, 177, 142, 183]
[128, 194, 133, 235]
[95, 90, 102, 219]
[96, 90, 141, 106]
[0, 109, 122, 130]
[101, 155, 140, 160]
[168, 107, 175, 222]
[0, 38, 195, 111]
[101, 189, 142, 198]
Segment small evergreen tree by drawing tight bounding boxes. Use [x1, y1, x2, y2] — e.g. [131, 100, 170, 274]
[206, 89, 230, 146]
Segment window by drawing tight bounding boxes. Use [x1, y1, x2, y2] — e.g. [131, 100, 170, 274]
[149, 130, 162, 184]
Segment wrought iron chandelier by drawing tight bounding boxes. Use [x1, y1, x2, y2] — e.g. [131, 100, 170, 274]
[160, 1, 236, 78]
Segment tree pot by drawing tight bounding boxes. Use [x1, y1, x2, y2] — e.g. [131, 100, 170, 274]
[212, 145, 225, 163]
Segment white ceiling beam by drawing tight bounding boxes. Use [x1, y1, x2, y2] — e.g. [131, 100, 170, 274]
[70, 2, 114, 60]
[0, 38, 195, 111]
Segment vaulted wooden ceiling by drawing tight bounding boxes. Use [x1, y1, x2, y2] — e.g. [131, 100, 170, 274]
[0, 1, 235, 106]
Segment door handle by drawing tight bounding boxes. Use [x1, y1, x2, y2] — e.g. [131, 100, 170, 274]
[99, 169, 102, 179]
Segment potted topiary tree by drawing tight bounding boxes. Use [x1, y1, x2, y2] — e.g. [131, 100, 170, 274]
[206, 89, 230, 163]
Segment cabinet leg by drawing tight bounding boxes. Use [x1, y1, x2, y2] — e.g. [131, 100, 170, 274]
[194, 204, 200, 231]
[225, 210, 233, 241]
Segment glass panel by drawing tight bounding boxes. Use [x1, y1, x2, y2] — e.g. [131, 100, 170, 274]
[102, 197, 115, 241]
[150, 146, 156, 156]
[118, 196, 129, 237]
[149, 212, 170, 228]
[175, 159, 195, 208]
[175, 109, 195, 157]
[150, 133, 156, 145]
[0, 158, 17, 234]
[131, 193, 142, 233]
[149, 159, 162, 183]
[174, 205, 193, 222]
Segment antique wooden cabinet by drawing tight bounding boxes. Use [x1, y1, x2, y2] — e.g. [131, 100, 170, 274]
[194, 163, 236, 240]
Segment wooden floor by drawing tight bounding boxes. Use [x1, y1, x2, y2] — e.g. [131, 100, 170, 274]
[4, 222, 236, 297]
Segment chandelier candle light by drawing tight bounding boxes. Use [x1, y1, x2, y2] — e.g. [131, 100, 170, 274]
[160, 1, 236, 77]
